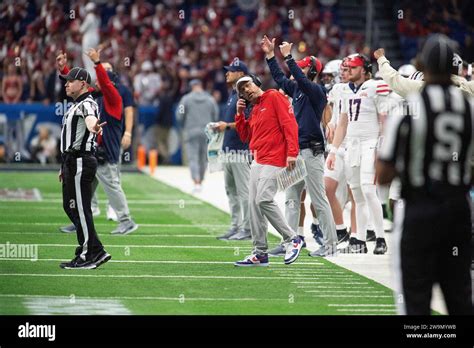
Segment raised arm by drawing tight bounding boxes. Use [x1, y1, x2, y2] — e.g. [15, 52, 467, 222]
[235, 98, 251, 143]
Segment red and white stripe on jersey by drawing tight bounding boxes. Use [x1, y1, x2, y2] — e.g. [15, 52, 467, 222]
[376, 83, 391, 95]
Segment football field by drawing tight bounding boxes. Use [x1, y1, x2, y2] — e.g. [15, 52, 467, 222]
[0, 171, 397, 315]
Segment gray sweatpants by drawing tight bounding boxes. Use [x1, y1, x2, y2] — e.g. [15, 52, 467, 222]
[285, 149, 337, 247]
[91, 162, 132, 223]
[249, 162, 297, 255]
[223, 153, 250, 230]
[185, 134, 208, 182]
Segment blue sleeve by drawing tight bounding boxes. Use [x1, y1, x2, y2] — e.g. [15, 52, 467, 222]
[266, 57, 297, 96]
[120, 85, 135, 108]
[286, 57, 327, 106]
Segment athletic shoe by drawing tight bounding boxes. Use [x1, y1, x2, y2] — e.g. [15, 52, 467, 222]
[92, 207, 101, 217]
[111, 220, 139, 235]
[216, 228, 239, 240]
[338, 237, 368, 254]
[373, 238, 388, 255]
[366, 230, 376, 242]
[311, 223, 324, 246]
[234, 254, 269, 267]
[60, 256, 96, 269]
[309, 244, 338, 257]
[228, 229, 251, 240]
[336, 228, 350, 244]
[284, 237, 304, 265]
[59, 224, 76, 233]
[383, 219, 393, 231]
[92, 250, 112, 268]
[268, 244, 286, 257]
[107, 205, 118, 222]
[299, 235, 307, 248]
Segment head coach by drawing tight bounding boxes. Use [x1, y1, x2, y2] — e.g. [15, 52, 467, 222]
[233, 75, 304, 267]
[261, 35, 338, 257]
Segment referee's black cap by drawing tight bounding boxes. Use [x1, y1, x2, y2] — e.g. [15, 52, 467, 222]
[60, 67, 92, 85]
[419, 34, 456, 75]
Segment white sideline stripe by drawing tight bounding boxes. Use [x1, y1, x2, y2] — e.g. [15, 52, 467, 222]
[328, 304, 396, 307]
[292, 281, 369, 285]
[336, 309, 396, 312]
[10, 199, 204, 205]
[0, 273, 334, 280]
[310, 294, 393, 298]
[297, 286, 376, 289]
[21, 243, 253, 249]
[24, 297, 131, 315]
[1, 294, 283, 302]
[0, 232, 222, 238]
[0, 258, 325, 266]
[0, 222, 228, 228]
[304, 290, 385, 293]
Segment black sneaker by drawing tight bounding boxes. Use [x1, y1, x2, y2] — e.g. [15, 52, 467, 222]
[338, 237, 368, 254]
[373, 238, 388, 255]
[92, 250, 112, 268]
[366, 229, 376, 242]
[60, 256, 96, 269]
[311, 224, 324, 246]
[336, 228, 350, 244]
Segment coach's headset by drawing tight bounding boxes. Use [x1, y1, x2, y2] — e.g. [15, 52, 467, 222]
[307, 56, 319, 81]
[239, 73, 262, 105]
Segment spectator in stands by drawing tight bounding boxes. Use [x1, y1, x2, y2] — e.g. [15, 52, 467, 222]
[2, 65, 23, 104]
[29, 126, 57, 164]
[133, 61, 161, 106]
[80, 2, 100, 80]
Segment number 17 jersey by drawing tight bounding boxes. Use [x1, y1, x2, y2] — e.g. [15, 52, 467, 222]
[340, 79, 390, 141]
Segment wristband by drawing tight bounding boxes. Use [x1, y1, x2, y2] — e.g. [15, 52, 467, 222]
[94, 60, 101, 65]
[329, 147, 337, 155]
[124, 131, 132, 137]
[284, 54, 293, 61]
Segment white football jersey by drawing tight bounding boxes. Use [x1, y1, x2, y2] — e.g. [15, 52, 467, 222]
[340, 79, 390, 140]
[327, 83, 347, 127]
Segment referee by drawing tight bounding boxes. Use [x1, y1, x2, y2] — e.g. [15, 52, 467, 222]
[58, 67, 111, 269]
[377, 35, 473, 315]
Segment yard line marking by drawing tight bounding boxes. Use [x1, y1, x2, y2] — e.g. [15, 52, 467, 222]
[0, 258, 326, 266]
[0, 273, 338, 281]
[297, 286, 376, 289]
[328, 304, 396, 307]
[0, 222, 228, 228]
[304, 290, 385, 293]
[336, 309, 396, 312]
[9, 243, 254, 250]
[23, 297, 131, 315]
[0, 294, 286, 302]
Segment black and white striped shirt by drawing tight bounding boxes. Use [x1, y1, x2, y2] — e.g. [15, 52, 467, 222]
[60, 92, 99, 154]
[379, 84, 474, 198]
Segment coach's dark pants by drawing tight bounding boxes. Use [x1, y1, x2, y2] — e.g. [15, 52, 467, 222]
[62, 153, 104, 260]
[400, 194, 472, 315]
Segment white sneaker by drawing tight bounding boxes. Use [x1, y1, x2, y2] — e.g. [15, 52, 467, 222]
[107, 205, 118, 222]
[383, 219, 393, 231]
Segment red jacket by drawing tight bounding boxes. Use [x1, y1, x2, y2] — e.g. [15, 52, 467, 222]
[235, 89, 299, 167]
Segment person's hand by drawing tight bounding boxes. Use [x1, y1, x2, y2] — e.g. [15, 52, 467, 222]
[326, 152, 336, 170]
[374, 48, 385, 60]
[92, 120, 107, 134]
[261, 35, 276, 57]
[279, 41, 293, 57]
[56, 51, 67, 71]
[237, 98, 247, 115]
[287, 156, 297, 171]
[121, 132, 132, 149]
[58, 168, 63, 182]
[213, 121, 228, 132]
[86, 47, 102, 64]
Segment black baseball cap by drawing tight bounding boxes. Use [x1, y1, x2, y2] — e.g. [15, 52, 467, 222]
[419, 34, 456, 75]
[224, 58, 249, 74]
[59, 67, 92, 84]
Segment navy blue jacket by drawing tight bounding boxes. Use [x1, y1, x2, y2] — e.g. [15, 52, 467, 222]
[266, 56, 327, 145]
[221, 89, 249, 152]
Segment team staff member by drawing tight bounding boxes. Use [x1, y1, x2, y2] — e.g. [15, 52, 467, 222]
[57, 49, 138, 235]
[261, 35, 338, 257]
[377, 35, 473, 315]
[58, 66, 111, 269]
[214, 59, 251, 241]
[234, 76, 304, 266]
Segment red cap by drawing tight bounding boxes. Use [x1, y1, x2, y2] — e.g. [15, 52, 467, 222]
[296, 56, 323, 74]
[346, 56, 365, 68]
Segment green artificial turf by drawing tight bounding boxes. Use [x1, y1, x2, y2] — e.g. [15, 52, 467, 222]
[0, 171, 397, 315]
